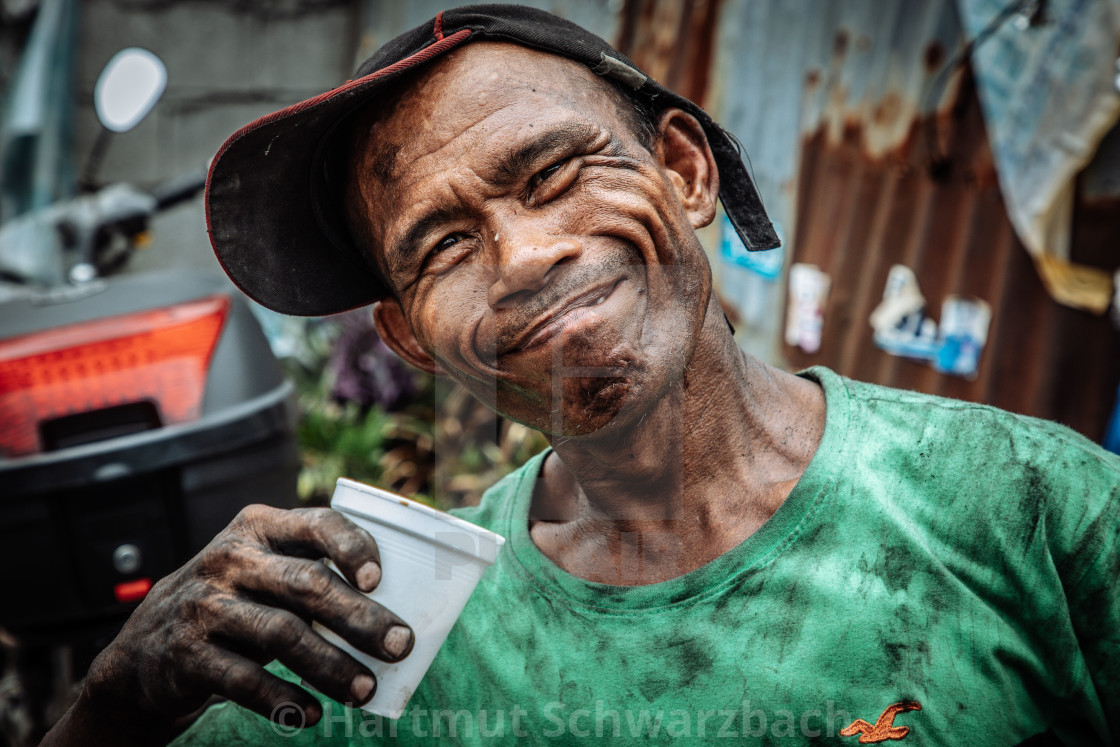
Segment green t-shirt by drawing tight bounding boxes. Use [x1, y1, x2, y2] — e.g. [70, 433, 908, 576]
[173, 367, 1119, 745]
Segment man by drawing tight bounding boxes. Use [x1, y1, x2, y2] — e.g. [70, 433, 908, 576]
[46, 5, 1118, 745]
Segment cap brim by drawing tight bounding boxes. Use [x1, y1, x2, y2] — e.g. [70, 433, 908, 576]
[206, 30, 474, 316]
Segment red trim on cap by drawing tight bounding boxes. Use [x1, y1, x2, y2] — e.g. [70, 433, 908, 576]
[204, 28, 473, 300]
[434, 11, 444, 41]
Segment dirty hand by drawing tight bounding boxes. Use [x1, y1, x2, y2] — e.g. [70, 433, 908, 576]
[82, 504, 413, 727]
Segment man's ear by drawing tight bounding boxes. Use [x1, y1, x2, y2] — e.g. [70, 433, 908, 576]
[653, 109, 719, 230]
[372, 299, 441, 375]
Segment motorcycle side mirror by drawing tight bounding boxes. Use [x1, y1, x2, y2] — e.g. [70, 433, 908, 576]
[94, 48, 167, 133]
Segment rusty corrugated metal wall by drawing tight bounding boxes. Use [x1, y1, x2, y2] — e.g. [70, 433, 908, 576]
[787, 67, 1120, 440]
[699, 0, 1119, 441]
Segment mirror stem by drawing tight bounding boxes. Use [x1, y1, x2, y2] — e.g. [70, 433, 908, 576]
[79, 129, 112, 193]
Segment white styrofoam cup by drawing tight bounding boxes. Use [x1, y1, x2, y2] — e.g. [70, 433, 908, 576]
[312, 478, 505, 719]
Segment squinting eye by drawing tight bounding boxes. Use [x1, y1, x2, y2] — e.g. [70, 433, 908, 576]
[435, 233, 463, 252]
[532, 161, 564, 189]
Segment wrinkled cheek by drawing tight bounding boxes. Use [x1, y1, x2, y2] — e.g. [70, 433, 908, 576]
[416, 279, 491, 370]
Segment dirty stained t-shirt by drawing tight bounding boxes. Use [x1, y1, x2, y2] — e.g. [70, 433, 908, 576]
[174, 367, 1120, 745]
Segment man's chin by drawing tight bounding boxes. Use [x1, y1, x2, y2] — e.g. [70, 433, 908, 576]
[537, 370, 679, 442]
[484, 319, 686, 439]
[556, 375, 636, 439]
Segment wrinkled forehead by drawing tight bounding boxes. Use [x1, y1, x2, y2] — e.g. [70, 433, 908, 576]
[349, 42, 625, 182]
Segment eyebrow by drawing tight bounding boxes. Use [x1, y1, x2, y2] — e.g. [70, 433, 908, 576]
[389, 204, 472, 276]
[491, 122, 602, 186]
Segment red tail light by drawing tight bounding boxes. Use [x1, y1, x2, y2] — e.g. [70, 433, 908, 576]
[0, 295, 230, 457]
[114, 578, 153, 603]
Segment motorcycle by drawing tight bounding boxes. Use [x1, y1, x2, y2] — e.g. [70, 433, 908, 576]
[0, 48, 299, 744]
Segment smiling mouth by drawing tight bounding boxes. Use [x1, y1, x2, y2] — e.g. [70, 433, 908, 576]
[506, 279, 622, 353]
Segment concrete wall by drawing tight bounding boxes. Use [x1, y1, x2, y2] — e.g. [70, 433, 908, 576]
[69, 0, 363, 274]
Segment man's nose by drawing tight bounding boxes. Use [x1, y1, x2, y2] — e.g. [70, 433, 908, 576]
[486, 224, 581, 309]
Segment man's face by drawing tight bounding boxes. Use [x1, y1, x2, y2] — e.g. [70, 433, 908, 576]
[349, 43, 718, 438]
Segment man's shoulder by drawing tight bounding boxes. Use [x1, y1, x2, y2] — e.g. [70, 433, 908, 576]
[823, 370, 1119, 590]
[830, 370, 1120, 532]
[838, 370, 1117, 470]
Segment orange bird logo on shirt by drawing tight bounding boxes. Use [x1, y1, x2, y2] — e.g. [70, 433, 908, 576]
[840, 701, 922, 743]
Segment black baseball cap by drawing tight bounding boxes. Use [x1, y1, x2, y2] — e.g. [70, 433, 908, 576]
[205, 3, 779, 316]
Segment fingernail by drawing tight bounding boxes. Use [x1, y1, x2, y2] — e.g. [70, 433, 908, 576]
[351, 673, 375, 704]
[356, 562, 381, 592]
[384, 625, 412, 658]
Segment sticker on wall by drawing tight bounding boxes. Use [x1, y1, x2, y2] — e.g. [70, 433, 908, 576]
[785, 263, 830, 354]
[933, 296, 991, 379]
[721, 214, 785, 280]
[869, 265, 992, 379]
[869, 265, 939, 361]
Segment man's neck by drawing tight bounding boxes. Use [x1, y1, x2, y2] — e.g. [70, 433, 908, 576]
[529, 298, 826, 585]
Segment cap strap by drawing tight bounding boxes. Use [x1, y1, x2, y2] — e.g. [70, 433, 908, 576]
[592, 53, 647, 90]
